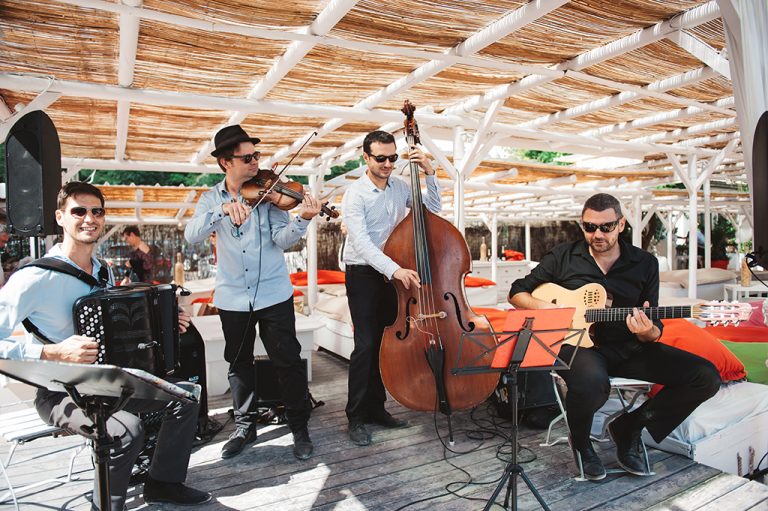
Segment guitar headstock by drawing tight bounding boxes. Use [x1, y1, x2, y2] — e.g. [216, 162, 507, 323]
[694, 301, 752, 326]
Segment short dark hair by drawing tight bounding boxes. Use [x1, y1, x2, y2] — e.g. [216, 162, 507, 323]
[122, 225, 140, 237]
[216, 145, 237, 172]
[57, 181, 105, 210]
[582, 193, 623, 218]
[363, 130, 396, 154]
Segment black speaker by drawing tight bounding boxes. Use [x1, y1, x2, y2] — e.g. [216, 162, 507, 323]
[4, 110, 61, 236]
[752, 111, 768, 268]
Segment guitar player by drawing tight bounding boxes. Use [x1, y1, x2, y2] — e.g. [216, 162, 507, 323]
[507, 193, 721, 481]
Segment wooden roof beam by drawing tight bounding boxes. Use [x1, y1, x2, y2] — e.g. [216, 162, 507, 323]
[192, 0, 360, 164]
[581, 97, 735, 138]
[630, 119, 738, 145]
[263, 0, 568, 168]
[442, 1, 721, 116]
[521, 67, 720, 129]
[114, 0, 141, 161]
[668, 30, 731, 79]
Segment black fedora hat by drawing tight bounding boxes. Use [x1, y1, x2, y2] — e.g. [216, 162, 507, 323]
[211, 125, 261, 157]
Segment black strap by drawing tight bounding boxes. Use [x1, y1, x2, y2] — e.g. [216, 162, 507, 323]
[25, 257, 110, 288]
[22, 257, 110, 344]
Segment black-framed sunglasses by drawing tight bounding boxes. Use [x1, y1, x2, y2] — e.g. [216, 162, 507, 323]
[582, 219, 620, 233]
[230, 151, 261, 164]
[69, 206, 106, 218]
[367, 153, 399, 163]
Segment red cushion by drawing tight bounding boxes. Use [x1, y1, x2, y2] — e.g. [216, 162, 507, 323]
[649, 319, 746, 396]
[465, 276, 496, 287]
[504, 250, 525, 261]
[293, 289, 304, 297]
[290, 270, 346, 286]
[704, 325, 768, 343]
[191, 296, 213, 304]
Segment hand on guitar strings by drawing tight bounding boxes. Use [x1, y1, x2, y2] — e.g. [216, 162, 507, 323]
[626, 301, 659, 342]
[393, 268, 421, 290]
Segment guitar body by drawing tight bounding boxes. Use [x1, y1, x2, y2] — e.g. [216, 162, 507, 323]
[532, 283, 607, 348]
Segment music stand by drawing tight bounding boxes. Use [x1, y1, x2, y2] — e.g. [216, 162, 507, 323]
[0, 358, 197, 511]
[453, 308, 585, 511]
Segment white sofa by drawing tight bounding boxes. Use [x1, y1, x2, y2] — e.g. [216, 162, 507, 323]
[659, 268, 737, 301]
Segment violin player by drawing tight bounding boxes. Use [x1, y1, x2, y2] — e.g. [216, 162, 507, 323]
[185, 125, 322, 461]
[341, 129, 441, 446]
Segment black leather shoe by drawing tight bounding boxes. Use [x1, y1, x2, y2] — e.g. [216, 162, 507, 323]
[143, 477, 212, 506]
[349, 422, 371, 446]
[293, 427, 314, 460]
[221, 426, 257, 459]
[571, 441, 606, 481]
[366, 411, 408, 429]
[608, 414, 649, 475]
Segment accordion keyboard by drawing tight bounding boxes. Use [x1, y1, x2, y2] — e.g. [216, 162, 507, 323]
[75, 303, 107, 364]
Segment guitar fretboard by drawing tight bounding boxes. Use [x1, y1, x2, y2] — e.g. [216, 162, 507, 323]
[585, 306, 693, 323]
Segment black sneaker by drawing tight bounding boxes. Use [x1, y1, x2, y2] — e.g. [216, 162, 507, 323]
[143, 477, 212, 506]
[571, 439, 606, 481]
[221, 426, 257, 459]
[349, 422, 371, 446]
[366, 411, 408, 429]
[608, 413, 649, 475]
[293, 427, 314, 460]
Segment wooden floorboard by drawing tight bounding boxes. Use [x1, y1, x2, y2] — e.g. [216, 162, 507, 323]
[2, 349, 768, 510]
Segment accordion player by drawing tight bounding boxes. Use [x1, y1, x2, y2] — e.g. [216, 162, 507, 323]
[73, 283, 180, 377]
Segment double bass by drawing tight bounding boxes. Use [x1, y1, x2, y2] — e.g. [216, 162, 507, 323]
[379, 100, 499, 428]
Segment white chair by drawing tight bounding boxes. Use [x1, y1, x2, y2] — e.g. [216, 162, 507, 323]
[540, 373, 655, 479]
[0, 405, 89, 510]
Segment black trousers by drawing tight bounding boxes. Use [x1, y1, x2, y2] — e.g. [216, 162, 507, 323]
[36, 387, 198, 511]
[345, 265, 397, 423]
[219, 298, 310, 432]
[557, 342, 721, 447]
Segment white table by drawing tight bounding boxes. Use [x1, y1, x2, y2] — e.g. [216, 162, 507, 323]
[723, 283, 768, 301]
[191, 313, 322, 396]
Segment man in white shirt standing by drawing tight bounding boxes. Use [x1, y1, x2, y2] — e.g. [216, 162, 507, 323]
[341, 130, 441, 446]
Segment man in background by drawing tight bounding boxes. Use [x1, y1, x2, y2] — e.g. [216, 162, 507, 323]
[121, 225, 157, 283]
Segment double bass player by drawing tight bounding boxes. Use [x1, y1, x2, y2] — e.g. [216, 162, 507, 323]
[341, 129, 441, 446]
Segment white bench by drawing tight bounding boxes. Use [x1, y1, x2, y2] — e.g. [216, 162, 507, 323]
[191, 314, 322, 396]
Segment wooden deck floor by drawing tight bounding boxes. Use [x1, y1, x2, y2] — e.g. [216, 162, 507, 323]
[3, 350, 768, 510]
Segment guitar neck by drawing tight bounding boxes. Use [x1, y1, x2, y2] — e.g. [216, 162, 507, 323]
[584, 306, 693, 323]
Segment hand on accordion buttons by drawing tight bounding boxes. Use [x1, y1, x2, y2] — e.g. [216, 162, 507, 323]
[42, 335, 99, 364]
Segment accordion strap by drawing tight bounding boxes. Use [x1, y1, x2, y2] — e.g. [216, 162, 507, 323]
[22, 257, 110, 344]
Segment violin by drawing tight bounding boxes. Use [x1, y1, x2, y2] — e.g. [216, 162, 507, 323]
[240, 168, 338, 219]
[239, 132, 339, 220]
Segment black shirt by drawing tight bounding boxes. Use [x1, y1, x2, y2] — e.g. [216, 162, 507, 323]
[508, 239, 662, 358]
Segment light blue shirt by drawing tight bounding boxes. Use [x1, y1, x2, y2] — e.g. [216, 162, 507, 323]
[0, 244, 112, 360]
[341, 172, 441, 279]
[184, 179, 310, 312]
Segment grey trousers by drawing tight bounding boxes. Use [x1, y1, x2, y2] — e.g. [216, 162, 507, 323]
[35, 387, 199, 511]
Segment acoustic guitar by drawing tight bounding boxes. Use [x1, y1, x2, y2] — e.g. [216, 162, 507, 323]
[531, 282, 751, 348]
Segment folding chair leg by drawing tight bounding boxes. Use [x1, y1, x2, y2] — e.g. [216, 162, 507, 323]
[0, 462, 20, 511]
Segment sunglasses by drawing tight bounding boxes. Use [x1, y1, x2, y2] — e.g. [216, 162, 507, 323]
[230, 151, 261, 164]
[582, 220, 620, 233]
[367, 153, 399, 163]
[70, 206, 106, 218]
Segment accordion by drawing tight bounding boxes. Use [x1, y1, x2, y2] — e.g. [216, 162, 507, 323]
[73, 283, 180, 377]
